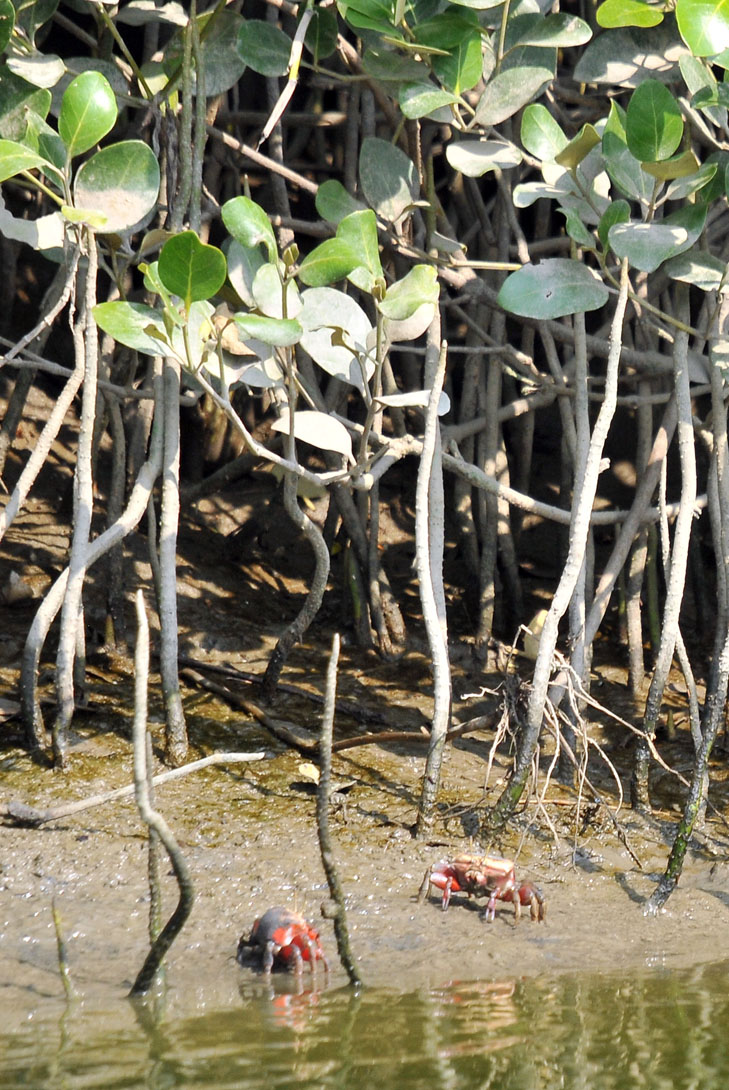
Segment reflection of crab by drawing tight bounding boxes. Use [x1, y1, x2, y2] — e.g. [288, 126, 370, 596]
[418, 854, 546, 923]
[237, 906, 329, 974]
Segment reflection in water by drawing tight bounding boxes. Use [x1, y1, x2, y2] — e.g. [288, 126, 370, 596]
[4, 962, 729, 1089]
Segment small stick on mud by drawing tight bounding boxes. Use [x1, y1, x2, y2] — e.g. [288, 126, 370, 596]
[129, 590, 194, 998]
[317, 633, 362, 988]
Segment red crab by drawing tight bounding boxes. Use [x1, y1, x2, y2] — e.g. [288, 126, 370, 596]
[418, 853, 546, 923]
[237, 906, 329, 974]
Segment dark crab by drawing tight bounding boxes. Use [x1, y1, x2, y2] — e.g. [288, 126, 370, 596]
[418, 853, 546, 923]
[237, 906, 329, 974]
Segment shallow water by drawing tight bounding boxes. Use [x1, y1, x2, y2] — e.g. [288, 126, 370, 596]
[3, 960, 729, 1090]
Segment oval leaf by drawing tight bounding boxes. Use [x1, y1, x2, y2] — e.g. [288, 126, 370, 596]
[237, 19, 291, 76]
[608, 222, 687, 272]
[626, 79, 683, 162]
[379, 265, 439, 320]
[475, 63, 554, 126]
[92, 301, 170, 357]
[298, 237, 360, 287]
[447, 138, 523, 176]
[233, 312, 302, 346]
[336, 209, 382, 278]
[521, 104, 568, 160]
[399, 83, 459, 119]
[221, 196, 277, 262]
[359, 137, 419, 224]
[58, 71, 117, 158]
[597, 0, 664, 27]
[677, 0, 729, 56]
[73, 140, 160, 235]
[272, 409, 353, 459]
[498, 259, 609, 318]
[158, 231, 227, 306]
[315, 179, 366, 224]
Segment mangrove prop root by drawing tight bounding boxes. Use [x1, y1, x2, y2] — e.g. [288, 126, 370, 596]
[317, 633, 362, 988]
[129, 590, 194, 997]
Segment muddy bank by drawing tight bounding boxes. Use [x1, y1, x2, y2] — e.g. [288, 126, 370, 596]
[3, 706, 729, 1034]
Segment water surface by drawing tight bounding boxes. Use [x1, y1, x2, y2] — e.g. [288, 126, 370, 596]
[4, 960, 728, 1090]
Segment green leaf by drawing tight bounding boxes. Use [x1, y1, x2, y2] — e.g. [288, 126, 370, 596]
[413, 10, 480, 48]
[141, 260, 184, 321]
[337, 0, 395, 33]
[0, 138, 51, 182]
[0, 0, 15, 54]
[598, 199, 631, 250]
[574, 25, 683, 87]
[596, 0, 664, 28]
[362, 47, 428, 81]
[506, 13, 592, 48]
[554, 123, 600, 170]
[233, 313, 302, 346]
[236, 19, 291, 77]
[379, 265, 439, 320]
[446, 138, 523, 176]
[359, 136, 419, 223]
[158, 231, 227, 308]
[58, 71, 117, 158]
[431, 32, 483, 95]
[298, 237, 360, 287]
[0, 71, 52, 141]
[609, 204, 706, 272]
[92, 301, 170, 357]
[664, 250, 727, 290]
[336, 209, 383, 280]
[521, 104, 568, 160]
[691, 84, 729, 108]
[6, 53, 65, 90]
[676, 0, 729, 56]
[474, 61, 555, 126]
[681, 54, 727, 128]
[399, 83, 459, 119]
[561, 209, 596, 249]
[665, 160, 717, 199]
[305, 7, 339, 60]
[222, 196, 278, 262]
[315, 179, 366, 224]
[72, 140, 160, 235]
[498, 259, 609, 318]
[642, 148, 700, 179]
[626, 79, 683, 162]
[602, 101, 653, 203]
